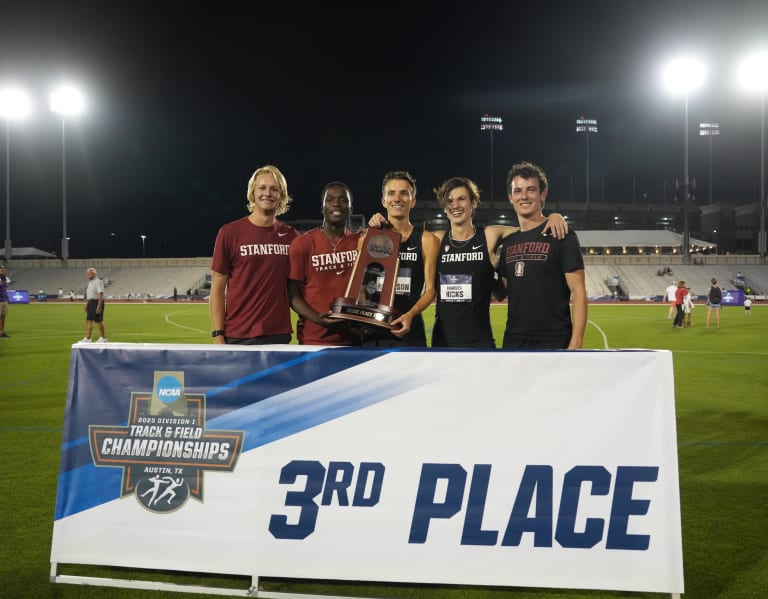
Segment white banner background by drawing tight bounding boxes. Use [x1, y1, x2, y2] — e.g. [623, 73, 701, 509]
[51, 346, 683, 594]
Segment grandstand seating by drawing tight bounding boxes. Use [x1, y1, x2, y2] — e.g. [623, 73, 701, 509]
[7, 266, 210, 300]
[5, 259, 767, 303]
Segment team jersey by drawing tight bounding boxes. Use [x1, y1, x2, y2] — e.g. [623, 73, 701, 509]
[432, 226, 496, 348]
[497, 223, 584, 341]
[211, 217, 298, 339]
[288, 228, 360, 345]
[362, 229, 427, 347]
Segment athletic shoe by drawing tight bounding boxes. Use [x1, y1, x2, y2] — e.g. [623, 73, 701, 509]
[79, 337, 93, 343]
[0, 332, 9, 338]
[96, 337, 108, 344]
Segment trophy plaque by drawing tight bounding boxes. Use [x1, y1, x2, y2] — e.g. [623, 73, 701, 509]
[329, 228, 401, 329]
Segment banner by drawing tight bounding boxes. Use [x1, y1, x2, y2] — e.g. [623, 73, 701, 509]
[51, 344, 683, 595]
[8, 289, 29, 304]
[721, 288, 744, 306]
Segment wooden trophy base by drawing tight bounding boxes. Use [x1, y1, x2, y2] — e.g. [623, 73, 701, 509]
[328, 297, 400, 330]
[327, 228, 402, 331]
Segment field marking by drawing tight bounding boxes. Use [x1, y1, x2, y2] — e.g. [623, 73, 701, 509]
[588, 319, 611, 349]
[163, 309, 210, 335]
[679, 441, 768, 446]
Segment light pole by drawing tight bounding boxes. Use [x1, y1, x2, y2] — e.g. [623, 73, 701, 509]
[0, 87, 31, 262]
[49, 84, 85, 262]
[140, 234, 146, 258]
[663, 57, 706, 258]
[480, 114, 503, 202]
[738, 51, 768, 259]
[699, 122, 719, 205]
[575, 117, 598, 208]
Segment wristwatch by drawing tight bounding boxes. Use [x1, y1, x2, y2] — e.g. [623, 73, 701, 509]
[211, 330, 225, 338]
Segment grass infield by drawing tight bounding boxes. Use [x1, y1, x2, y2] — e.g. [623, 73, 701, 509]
[0, 301, 766, 598]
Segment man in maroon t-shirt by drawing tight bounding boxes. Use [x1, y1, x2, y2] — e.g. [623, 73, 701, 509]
[289, 181, 362, 346]
[210, 165, 299, 344]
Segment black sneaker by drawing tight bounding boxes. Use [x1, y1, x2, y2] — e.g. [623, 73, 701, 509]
[0, 332, 9, 338]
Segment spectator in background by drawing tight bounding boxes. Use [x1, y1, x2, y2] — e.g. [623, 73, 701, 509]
[743, 297, 752, 316]
[706, 277, 722, 329]
[210, 164, 299, 344]
[683, 286, 694, 327]
[69, 289, 75, 302]
[173, 287, 178, 301]
[0, 264, 10, 338]
[672, 280, 688, 329]
[80, 267, 107, 343]
[664, 280, 678, 319]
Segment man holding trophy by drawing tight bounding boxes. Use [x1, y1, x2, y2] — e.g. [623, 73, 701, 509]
[352, 170, 439, 348]
[289, 182, 363, 346]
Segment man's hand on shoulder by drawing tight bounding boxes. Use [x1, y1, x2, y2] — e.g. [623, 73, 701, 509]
[367, 213, 390, 229]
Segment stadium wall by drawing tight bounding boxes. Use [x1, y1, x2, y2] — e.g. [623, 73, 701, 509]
[5, 254, 765, 270]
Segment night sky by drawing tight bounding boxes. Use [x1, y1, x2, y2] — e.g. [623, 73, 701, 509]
[2, 0, 768, 258]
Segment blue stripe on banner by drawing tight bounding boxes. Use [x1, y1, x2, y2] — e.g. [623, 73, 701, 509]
[209, 363, 425, 450]
[58, 347, 385, 472]
[55, 347, 419, 520]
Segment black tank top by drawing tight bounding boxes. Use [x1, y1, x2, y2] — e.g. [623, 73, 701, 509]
[432, 226, 495, 348]
[362, 228, 427, 347]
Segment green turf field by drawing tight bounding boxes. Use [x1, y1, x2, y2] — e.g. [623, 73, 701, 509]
[1, 301, 766, 598]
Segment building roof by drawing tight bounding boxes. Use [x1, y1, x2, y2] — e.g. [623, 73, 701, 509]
[577, 230, 714, 250]
[1, 247, 58, 259]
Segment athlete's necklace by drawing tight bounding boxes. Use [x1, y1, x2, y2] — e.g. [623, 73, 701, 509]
[323, 229, 345, 251]
[448, 225, 475, 247]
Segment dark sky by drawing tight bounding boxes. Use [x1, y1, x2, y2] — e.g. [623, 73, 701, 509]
[2, 0, 768, 258]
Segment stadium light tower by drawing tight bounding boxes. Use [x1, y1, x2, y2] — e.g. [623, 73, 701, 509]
[50, 84, 86, 262]
[140, 234, 146, 258]
[737, 50, 768, 259]
[662, 56, 706, 258]
[699, 122, 719, 205]
[575, 117, 598, 208]
[480, 114, 503, 202]
[0, 86, 31, 263]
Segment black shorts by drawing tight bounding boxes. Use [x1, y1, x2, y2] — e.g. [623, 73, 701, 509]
[86, 299, 104, 322]
[502, 332, 570, 350]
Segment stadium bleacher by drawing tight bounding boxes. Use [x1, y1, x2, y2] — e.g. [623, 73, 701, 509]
[5, 265, 210, 301]
[4, 255, 767, 303]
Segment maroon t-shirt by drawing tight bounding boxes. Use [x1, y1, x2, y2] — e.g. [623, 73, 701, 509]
[289, 228, 360, 345]
[211, 217, 298, 339]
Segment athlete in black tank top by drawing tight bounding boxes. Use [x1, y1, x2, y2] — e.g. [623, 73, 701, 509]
[362, 230, 429, 347]
[361, 171, 439, 348]
[433, 225, 496, 348]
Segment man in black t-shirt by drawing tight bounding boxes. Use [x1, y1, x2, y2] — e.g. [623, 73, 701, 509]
[496, 162, 587, 350]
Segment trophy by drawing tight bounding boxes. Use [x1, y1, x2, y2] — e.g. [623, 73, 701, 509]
[329, 228, 401, 329]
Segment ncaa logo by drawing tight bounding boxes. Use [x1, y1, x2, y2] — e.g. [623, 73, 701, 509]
[155, 375, 182, 404]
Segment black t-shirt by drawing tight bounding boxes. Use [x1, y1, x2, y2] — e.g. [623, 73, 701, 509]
[496, 223, 584, 339]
